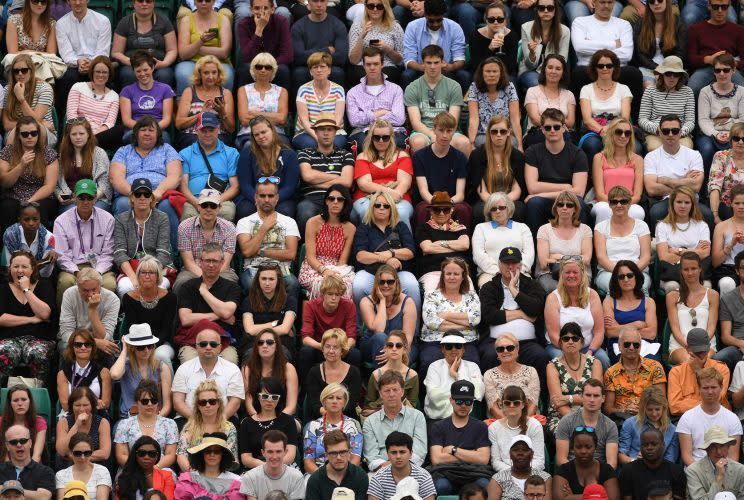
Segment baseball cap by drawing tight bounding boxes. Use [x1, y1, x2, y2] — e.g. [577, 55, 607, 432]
[62, 481, 87, 500]
[131, 178, 153, 194]
[74, 179, 96, 197]
[196, 112, 220, 130]
[582, 484, 608, 500]
[0, 481, 23, 496]
[499, 247, 522, 263]
[508, 434, 534, 451]
[331, 488, 355, 500]
[687, 328, 711, 353]
[198, 189, 221, 206]
[450, 380, 475, 400]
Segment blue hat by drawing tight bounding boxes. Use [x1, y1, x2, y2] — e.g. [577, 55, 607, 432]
[197, 112, 220, 130]
[131, 178, 153, 194]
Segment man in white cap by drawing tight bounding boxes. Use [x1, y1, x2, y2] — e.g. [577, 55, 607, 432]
[423, 332, 483, 420]
[173, 188, 239, 293]
[686, 425, 744, 499]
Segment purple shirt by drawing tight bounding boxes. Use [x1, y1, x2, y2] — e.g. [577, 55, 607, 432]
[53, 207, 115, 274]
[120, 81, 175, 123]
[346, 76, 406, 134]
[237, 15, 293, 67]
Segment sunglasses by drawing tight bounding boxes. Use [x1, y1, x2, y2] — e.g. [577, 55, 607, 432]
[378, 279, 396, 286]
[660, 127, 680, 136]
[135, 344, 154, 351]
[536, 3, 555, 10]
[13, 67, 30, 75]
[647, 0, 663, 4]
[254, 64, 273, 71]
[443, 343, 464, 350]
[609, 199, 630, 206]
[258, 176, 281, 184]
[374, 203, 391, 209]
[560, 335, 582, 343]
[557, 202, 575, 208]
[373, 134, 391, 142]
[72, 450, 93, 457]
[714, 66, 732, 73]
[543, 124, 562, 132]
[197, 398, 219, 407]
[139, 398, 159, 405]
[258, 393, 281, 401]
[490, 205, 508, 212]
[257, 339, 276, 346]
[30, 0, 47, 4]
[77, 195, 94, 201]
[486, 16, 505, 23]
[454, 399, 474, 406]
[496, 344, 516, 353]
[136, 449, 159, 458]
[732, 136, 744, 143]
[502, 400, 523, 407]
[136, 0, 155, 3]
[690, 308, 697, 327]
[596, 63, 615, 70]
[662, 71, 680, 78]
[623, 341, 641, 349]
[7, 438, 30, 446]
[73, 342, 93, 349]
[490, 128, 509, 136]
[617, 272, 635, 281]
[710, 3, 729, 10]
[366, 2, 384, 8]
[197, 341, 220, 348]
[431, 206, 452, 214]
[614, 129, 632, 138]
[19, 130, 38, 138]
[200, 202, 218, 210]
[427, 88, 436, 108]
[386, 342, 404, 349]
[133, 191, 152, 198]
[203, 447, 223, 455]
[326, 195, 345, 203]
[574, 426, 596, 433]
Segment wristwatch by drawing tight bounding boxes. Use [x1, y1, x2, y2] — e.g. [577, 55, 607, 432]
[450, 446, 458, 456]
[22, 288, 29, 294]
[390, 248, 396, 258]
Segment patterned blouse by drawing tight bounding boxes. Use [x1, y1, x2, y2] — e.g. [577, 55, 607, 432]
[176, 422, 238, 461]
[0, 145, 57, 202]
[237, 83, 284, 137]
[303, 415, 363, 467]
[547, 355, 596, 432]
[484, 364, 540, 410]
[492, 468, 552, 500]
[8, 14, 54, 52]
[113, 415, 179, 450]
[466, 81, 518, 136]
[348, 20, 404, 68]
[421, 289, 481, 343]
[708, 148, 744, 207]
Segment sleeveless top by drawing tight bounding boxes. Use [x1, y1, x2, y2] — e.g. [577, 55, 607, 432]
[119, 359, 162, 416]
[315, 223, 346, 262]
[237, 83, 283, 137]
[549, 289, 595, 346]
[546, 354, 596, 432]
[600, 153, 636, 194]
[8, 14, 54, 52]
[57, 413, 103, 468]
[367, 295, 411, 335]
[187, 11, 229, 62]
[723, 232, 744, 266]
[613, 296, 646, 325]
[184, 85, 224, 135]
[677, 288, 711, 338]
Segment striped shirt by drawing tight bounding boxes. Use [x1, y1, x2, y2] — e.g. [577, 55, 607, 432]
[66, 82, 119, 132]
[638, 85, 695, 137]
[368, 463, 436, 500]
[295, 81, 346, 136]
[3, 82, 54, 125]
[297, 147, 354, 196]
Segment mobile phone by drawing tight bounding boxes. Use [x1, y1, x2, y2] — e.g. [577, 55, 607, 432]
[60, 194, 72, 201]
[208, 28, 219, 34]
[370, 39, 380, 45]
[213, 96, 224, 106]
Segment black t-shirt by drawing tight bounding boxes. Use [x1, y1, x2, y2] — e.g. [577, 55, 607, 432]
[414, 224, 469, 274]
[430, 417, 491, 450]
[413, 146, 468, 195]
[177, 277, 241, 333]
[240, 293, 298, 326]
[0, 461, 55, 494]
[121, 292, 178, 343]
[0, 280, 55, 340]
[466, 146, 526, 203]
[555, 461, 616, 495]
[524, 142, 588, 188]
[619, 459, 686, 500]
[239, 412, 299, 461]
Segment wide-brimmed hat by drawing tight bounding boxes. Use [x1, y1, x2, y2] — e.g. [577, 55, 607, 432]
[187, 436, 234, 462]
[702, 425, 736, 449]
[654, 56, 687, 77]
[122, 324, 159, 347]
[429, 192, 453, 207]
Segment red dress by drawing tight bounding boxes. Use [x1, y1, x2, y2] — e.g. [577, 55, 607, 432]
[298, 223, 354, 299]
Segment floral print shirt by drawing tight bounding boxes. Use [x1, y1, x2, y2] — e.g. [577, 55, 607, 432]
[466, 82, 518, 136]
[547, 355, 596, 431]
[708, 148, 744, 206]
[176, 422, 238, 461]
[421, 290, 481, 343]
[303, 415, 363, 467]
[113, 416, 179, 450]
[603, 357, 667, 414]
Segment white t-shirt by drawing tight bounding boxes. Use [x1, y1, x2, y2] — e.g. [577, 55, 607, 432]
[594, 218, 650, 272]
[235, 212, 300, 272]
[655, 220, 710, 250]
[676, 404, 743, 462]
[55, 464, 112, 500]
[239, 465, 305, 500]
[579, 83, 633, 119]
[728, 362, 744, 420]
[644, 146, 704, 196]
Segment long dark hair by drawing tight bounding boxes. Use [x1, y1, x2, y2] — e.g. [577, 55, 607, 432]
[678, 251, 703, 304]
[609, 260, 644, 299]
[0, 385, 39, 461]
[117, 436, 161, 500]
[530, 0, 564, 56]
[475, 57, 509, 92]
[244, 327, 288, 400]
[638, 0, 677, 57]
[320, 184, 352, 223]
[502, 385, 528, 434]
[247, 264, 287, 313]
[59, 118, 97, 181]
[187, 432, 234, 472]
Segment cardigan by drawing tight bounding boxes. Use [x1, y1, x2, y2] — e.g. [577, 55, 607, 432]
[112, 209, 173, 268]
[55, 147, 113, 203]
[631, 16, 687, 70]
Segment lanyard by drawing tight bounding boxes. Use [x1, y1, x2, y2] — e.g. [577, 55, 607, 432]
[75, 217, 95, 255]
[71, 363, 92, 390]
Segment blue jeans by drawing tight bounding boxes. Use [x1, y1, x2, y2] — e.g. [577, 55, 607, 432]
[696, 134, 730, 170]
[563, 0, 621, 24]
[233, 0, 291, 24]
[526, 195, 590, 237]
[518, 70, 540, 92]
[449, 2, 482, 39]
[118, 66, 175, 90]
[351, 198, 414, 232]
[295, 193, 325, 237]
[352, 269, 421, 312]
[546, 343, 611, 372]
[713, 345, 742, 377]
[113, 195, 179, 252]
[689, 67, 744, 96]
[291, 132, 348, 150]
[435, 477, 490, 496]
[240, 267, 299, 297]
[681, 0, 737, 26]
[59, 199, 111, 214]
[361, 330, 419, 368]
[174, 61, 234, 97]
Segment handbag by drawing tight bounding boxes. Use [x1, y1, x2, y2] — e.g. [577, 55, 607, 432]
[364, 230, 402, 275]
[199, 146, 228, 193]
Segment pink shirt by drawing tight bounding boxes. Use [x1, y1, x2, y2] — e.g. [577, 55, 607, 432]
[600, 153, 637, 194]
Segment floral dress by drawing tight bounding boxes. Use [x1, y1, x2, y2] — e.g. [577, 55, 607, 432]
[421, 290, 481, 343]
[298, 223, 354, 299]
[113, 416, 179, 451]
[302, 415, 363, 467]
[8, 14, 54, 51]
[466, 82, 518, 136]
[0, 145, 57, 201]
[708, 148, 744, 207]
[547, 355, 596, 432]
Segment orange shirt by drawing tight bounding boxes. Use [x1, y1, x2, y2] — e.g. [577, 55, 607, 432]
[668, 359, 730, 416]
[604, 358, 667, 414]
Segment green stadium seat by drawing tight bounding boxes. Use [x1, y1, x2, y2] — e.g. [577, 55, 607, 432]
[0, 387, 54, 433]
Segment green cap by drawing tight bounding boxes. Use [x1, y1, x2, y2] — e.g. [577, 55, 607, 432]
[74, 179, 96, 197]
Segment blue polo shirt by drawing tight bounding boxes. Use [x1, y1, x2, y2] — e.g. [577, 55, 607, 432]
[179, 140, 239, 195]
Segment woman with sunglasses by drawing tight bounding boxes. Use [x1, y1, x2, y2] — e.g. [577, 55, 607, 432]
[637, 57, 695, 151]
[466, 116, 526, 225]
[352, 119, 413, 230]
[176, 433, 242, 499]
[299, 184, 356, 299]
[360, 265, 417, 368]
[553, 428, 620, 500]
[235, 115, 299, 219]
[697, 53, 744, 170]
[57, 328, 111, 412]
[176, 380, 237, 472]
[56, 118, 111, 214]
[545, 259, 610, 370]
[602, 260, 658, 363]
[488, 385, 544, 472]
[56, 433, 112, 500]
[709, 122, 744, 223]
[2, 201, 55, 279]
[468, 3, 517, 79]
[175, 55, 235, 150]
[518, 0, 569, 90]
[362, 330, 419, 413]
[536, 191, 593, 294]
[546, 322, 603, 432]
[111, 0, 177, 88]
[347, 0, 404, 84]
[239, 377, 299, 469]
[484, 334, 539, 419]
[241, 329, 298, 417]
[618, 386, 678, 466]
[666, 252, 719, 365]
[467, 57, 522, 150]
[579, 49, 634, 163]
[0, 115, 58, 236]
[656, 186, 711, 293]
[472, 192, 533, 287]
[114, 379, 178, 469]
[111, 324, 173, 418]
[3, 55, 57, 147]
[0, 250, 55, 385]
[594, 185, 652, 296]
[66, 56, 123, 152]
[631, 0, 686, 86]
[590, 118, 645, 224]
[55, 387, 111, 468]
[0, 385, 45, 463]
[303, 383, 363, 475]
[235, 53, 289, 151]
[116, 436, 175, 500]
[712, 184, 744, 294]
[523, 55, 575, 150]
[6, 0, 56, 54]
